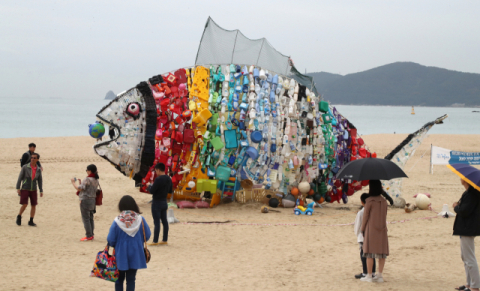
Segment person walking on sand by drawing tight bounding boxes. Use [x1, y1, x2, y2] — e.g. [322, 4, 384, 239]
[16, 152, 43, 226]
[454, 178, 480, 291]
[20, 143, 43, 170]
[147, 163, 172, 246]
[354, 193, 376, 279]
[360, 180, 389, 283]
[71, 164, 99, 241]
[107, 195, 151, 291]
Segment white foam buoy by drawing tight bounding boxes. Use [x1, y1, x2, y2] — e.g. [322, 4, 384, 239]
[438, 204, 455, 218]
[415, 193, 431, 210]
[413, 193, 431, 198]
[298, 181, 311, 194]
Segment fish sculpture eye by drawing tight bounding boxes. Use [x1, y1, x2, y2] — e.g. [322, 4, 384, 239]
[125, 102, 142, 119]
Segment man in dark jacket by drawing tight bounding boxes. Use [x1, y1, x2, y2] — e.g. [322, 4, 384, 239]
[453, 178, 480, 291]
[16, 153, 44, 226]
[147, 163, 172, 245]
[20, 143, 43, 170]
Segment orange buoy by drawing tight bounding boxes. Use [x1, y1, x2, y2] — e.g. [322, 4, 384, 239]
[291, 187, 299, 196]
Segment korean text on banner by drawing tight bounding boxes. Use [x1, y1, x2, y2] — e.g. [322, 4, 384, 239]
[431, 146, 451, 165]
[431, 146, 480, 165]
[450, 151, 480, 165]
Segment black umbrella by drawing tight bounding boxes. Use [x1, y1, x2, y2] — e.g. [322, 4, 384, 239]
[335, 158, 408, 181]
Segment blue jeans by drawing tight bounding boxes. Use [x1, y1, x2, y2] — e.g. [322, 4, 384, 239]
[115, 269, 137, 291]
[151, 200, 168, 243]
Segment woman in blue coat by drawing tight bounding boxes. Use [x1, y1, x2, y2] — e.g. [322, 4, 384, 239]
[107, 195, 151, 291]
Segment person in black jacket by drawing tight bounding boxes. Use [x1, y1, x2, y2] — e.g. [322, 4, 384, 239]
[453, 178, 480, 291]
[147, 163, 172, 246]
[20, 143, 43, 170]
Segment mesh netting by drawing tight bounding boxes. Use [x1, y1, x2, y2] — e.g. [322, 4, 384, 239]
[288, 65, 319, 95]
[195, 17, 318, 95]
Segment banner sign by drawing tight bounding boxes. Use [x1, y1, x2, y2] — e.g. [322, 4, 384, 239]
[431, 146, 480, 165]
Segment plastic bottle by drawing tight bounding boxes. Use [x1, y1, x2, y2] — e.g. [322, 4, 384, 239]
[289, 141, 296, 151]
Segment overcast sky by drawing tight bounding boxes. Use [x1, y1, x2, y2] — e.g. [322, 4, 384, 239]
[1, 0, 479, 99]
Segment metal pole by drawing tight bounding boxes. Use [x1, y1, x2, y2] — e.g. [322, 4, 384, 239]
[231, 31, 239, 64]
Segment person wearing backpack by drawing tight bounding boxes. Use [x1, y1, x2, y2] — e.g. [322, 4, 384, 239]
[20, 143, 43, 170]
[107, 195, 151, 291]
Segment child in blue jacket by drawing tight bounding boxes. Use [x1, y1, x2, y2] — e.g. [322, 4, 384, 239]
[107, 195, 151, 291]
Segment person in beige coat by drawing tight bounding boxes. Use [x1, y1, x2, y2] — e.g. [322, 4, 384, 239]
[360, 180, 389, 283]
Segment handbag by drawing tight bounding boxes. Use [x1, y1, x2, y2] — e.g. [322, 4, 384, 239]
[90, 244, 119, 282]
[95, 183, 103, 206]
[142, 219, 151, 263]
[183, 123, 195, 144]
[175, 130, 184, 143]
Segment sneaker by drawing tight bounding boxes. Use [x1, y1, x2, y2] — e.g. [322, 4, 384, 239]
[80, 237, 94, 241]
[373, 275, 384, 283]
[28, 221, 36, 227]
[158, 241, 168, 245]
[360, 275, 373, 282]
[16, 215, 21, 226]
[354, 273, 365, 279]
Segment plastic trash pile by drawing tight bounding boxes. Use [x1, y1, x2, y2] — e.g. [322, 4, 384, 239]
[94, 65, 376, 205]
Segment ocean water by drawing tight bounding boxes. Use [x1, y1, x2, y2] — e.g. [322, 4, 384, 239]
[1, 97, 110, 138]
[0, 97, 478, 138]
[334, 105, 480, 135]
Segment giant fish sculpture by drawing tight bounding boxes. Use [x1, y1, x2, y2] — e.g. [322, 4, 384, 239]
[93, 18, 435, 205]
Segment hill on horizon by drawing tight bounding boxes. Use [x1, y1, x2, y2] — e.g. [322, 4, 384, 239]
[105, 90, 116, 100]
[307, 62, 480, 107]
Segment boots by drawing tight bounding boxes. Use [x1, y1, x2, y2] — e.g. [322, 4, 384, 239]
[28, 217, 36, 227]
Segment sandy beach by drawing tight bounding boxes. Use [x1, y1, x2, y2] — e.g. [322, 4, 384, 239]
[1, 134, 479, 291]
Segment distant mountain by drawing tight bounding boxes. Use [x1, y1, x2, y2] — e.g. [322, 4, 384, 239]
[307, 72, 343, 90]
[307, 62, 480, 107]
[105, 90, 116, 100]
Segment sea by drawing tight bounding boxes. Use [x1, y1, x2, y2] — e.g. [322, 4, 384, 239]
[1, 96, 479, 138]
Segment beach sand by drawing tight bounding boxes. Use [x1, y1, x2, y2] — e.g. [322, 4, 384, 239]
[1, 134, 479, 291]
